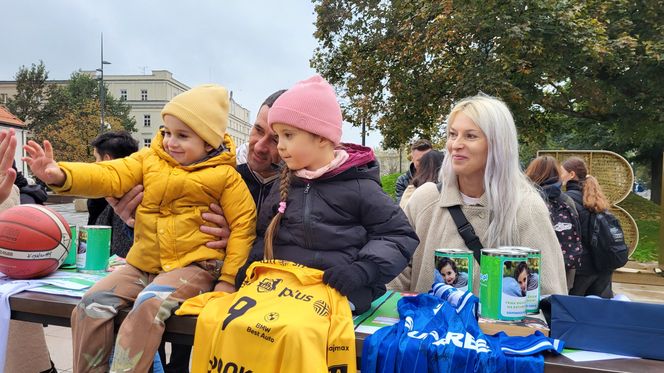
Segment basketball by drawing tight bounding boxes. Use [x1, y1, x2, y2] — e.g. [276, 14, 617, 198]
[0, 204, 72, 279]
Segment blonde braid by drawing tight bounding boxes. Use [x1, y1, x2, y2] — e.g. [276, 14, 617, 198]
[264, 167, 292, 259]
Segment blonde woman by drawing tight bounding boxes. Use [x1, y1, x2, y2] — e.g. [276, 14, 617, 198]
[389, 95, 567, 296]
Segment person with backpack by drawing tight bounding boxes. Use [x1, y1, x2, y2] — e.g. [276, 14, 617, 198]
[561, 156, 625, 298]
[526, 155, 583, 290]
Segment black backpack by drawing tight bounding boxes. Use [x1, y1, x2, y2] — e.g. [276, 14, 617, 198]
[546, 195, 583, 269]
[589, 210, 629, 271]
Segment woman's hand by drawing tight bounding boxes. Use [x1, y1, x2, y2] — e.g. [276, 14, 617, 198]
[0, 130, 18, 204]
[201, 203, 230, 251]
[23, 140, 65, 186]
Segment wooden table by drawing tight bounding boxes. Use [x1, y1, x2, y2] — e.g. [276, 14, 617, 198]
[10, 291, 664, 372]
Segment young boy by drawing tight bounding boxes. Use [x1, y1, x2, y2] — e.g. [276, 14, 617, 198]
[23, 84, 256, 373]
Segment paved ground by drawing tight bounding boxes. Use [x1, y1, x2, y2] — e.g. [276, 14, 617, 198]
[40, 202, 664, 372]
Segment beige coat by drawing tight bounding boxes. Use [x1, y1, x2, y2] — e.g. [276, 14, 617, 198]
[388, 181, 568, 296]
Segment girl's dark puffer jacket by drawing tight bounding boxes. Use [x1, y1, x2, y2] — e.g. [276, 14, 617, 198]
[239, 144, 419, 313]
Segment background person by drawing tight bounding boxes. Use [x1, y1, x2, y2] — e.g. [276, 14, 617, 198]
[87, 131, 139, 257]
[525, 155, 583, 289]
[399, 150, 444, 208]
[561, 156, 614, 298]
[395, 139, 432, 203]
[389, 94, 567, 296]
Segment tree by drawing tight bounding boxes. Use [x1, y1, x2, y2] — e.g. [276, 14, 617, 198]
[6, 61, 56, 128]
[39, 99, 125, 162]
[312, 0, 664, 201]
[30, 71, 136, 162]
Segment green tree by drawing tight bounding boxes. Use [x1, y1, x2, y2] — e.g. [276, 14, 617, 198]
[6, 61, 56, 128]
[312, 0, 664, 201]
[30, 71, 136, 162]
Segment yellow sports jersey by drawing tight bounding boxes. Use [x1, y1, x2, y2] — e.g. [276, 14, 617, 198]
[177, 260, 357, 373]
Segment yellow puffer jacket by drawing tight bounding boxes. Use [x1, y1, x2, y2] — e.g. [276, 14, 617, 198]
[51, 132, 256, 284]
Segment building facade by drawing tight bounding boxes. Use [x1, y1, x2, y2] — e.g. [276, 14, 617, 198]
[0, 70, 251, 153]
[91, 70, 251, 149]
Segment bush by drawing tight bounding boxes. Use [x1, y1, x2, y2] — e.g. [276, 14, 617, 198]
[381, 173, 400, 200]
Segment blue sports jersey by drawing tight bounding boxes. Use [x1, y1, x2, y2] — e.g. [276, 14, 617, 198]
[362, 292, 563, 373]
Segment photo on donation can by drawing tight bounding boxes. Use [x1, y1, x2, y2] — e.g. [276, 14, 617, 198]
[435, 256, 470, 292]
[500, 260, 529, 318]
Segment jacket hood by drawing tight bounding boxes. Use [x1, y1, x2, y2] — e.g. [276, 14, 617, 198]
[150, 130, 237, 170]
[301, 143, 379, 183]
[541, 177, 562, 199]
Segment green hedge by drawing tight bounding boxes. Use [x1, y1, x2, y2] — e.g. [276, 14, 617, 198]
[381, 173, 400, 200]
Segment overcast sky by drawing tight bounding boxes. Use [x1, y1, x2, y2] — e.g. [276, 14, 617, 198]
[1, 0, 382, 147]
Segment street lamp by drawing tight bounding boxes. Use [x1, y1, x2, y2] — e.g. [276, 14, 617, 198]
[97, 33, 111, 133]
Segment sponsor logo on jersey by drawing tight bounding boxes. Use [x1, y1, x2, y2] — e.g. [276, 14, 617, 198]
[328, 345, 349, 352]
[209, 357, 253, 373]
[278, 286, 313, 302]
[404, 316, 491, 353]
[264, 312, 279, 322]
[313, 299, 330, 317]
[257, 278, 282, 293]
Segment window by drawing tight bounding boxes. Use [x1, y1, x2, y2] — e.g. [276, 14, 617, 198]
[143, 114, 151, 127]
[144, 138, 151, 147]
[0, 93, 7, 104]
[120, 89, 127, 101]
[141, 89, 148, 101]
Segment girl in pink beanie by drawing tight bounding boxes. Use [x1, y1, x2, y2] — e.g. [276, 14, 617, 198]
[241, 74, 419, 313]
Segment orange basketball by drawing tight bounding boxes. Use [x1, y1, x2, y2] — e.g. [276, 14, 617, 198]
[0, 204, 71, 279]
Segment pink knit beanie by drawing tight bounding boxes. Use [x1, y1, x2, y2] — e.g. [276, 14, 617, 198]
[268, 74, 342, 145]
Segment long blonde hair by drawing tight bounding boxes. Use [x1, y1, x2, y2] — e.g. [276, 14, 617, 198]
[439, 94, 537, 247]
[263, 166, 292, 259]
[562, 157, 610, 213]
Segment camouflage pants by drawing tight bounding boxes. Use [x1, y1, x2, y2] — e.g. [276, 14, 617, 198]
[71, 261, 220, 373]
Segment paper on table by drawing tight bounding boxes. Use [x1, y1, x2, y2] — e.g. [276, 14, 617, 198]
[562, 348, 641, 362]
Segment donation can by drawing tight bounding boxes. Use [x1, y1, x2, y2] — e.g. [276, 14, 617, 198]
[77, 225, 111, 273]
[503, 246, 541, 314]
[479, 248, 528, 321]
[60, 224, 78, 267]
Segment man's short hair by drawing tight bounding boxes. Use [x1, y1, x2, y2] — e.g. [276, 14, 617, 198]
[90, 131, 139, 159]
[410, 139, 433, 152]
[261, 89, 287, 109]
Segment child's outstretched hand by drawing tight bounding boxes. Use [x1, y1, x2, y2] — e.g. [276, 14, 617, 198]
[23, 140, 66, 186]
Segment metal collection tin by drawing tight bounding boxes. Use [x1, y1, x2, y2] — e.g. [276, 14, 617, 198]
[479, 248, 528, 321]
[61, 224, 78, 267]
[434, 248, 474, 292]
[503, 246, 541, 314]
[76, 225, 111, 273]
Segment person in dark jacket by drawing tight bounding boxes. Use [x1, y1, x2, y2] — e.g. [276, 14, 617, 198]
[12, 160, 48, 204]
[561, 156, 614, 298]
[395, 139, 432, 203]
[87, 131, 139, 257]
[525, 155, 583, 290]
[240, 75, 419, 314]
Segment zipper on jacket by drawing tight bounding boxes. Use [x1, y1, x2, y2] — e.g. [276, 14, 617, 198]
[303, 183, 312, 250]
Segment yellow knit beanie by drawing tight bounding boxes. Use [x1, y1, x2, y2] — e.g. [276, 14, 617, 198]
[161, 84, 229, 148]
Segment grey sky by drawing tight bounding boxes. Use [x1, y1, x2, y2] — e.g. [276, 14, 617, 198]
[1, 0, 382, 147]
